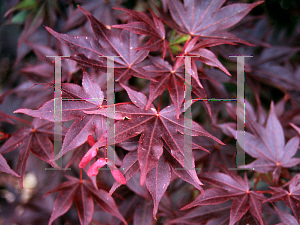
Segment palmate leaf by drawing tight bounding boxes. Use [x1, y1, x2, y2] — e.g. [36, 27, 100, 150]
[161, 0, 263, 44]
[78, 85, 223, 220]
[45, 175, 127, 225]
[13, 80, 54, 109]
[0, 118, 60, 187]
[264, 174, 300, 221]
[14, 70, 119, 160]
[82, 84, 222, 187]
[115, 153, 171, 219]
[237, 102, 300, 183]
[112, 8, 170, 58]
[144, 56, 210, 118]
[182, 165, 266, 225]
[171, 200, 273, 225]
[15, 70, 105, 122]
[62, 0, 117, 32]
[2, 0, 299, 224]
[24, 41, 81, 82]
[107, 147, 204, 219]
[45, 6, 153, 83]
[180, 36, 232, 76]
[170, 201, 232, 224]
[218, 43, 300, 105]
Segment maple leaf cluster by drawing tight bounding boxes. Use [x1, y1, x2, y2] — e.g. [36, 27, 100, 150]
[1, 0, 300, 224]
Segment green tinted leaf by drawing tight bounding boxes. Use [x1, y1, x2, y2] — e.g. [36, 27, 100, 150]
[11, 11, 29, 24]
[4, 0, 37, 17]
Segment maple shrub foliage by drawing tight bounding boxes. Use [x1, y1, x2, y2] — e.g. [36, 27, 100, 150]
[1, 0, 300, 224]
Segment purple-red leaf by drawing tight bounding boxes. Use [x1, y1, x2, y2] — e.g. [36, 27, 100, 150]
[133, 201, 153, 225]
[15, 70, 109, 160]
[144, 56, 211, 118]
[195, 168, 266, 225]
[112, 8, 170, 57]
[47, 176, 127, 225]
[0, 119, 59, 187]
[237, 102, 300, 183]
[87, 102, 221, 187]
[145, 155, 171, 219]
[229, 195, 249, 225]
[163, 0, 263, 44]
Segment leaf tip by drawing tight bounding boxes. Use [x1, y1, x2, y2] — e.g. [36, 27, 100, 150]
[44, 26, 53, 33]
[79, 148, 98, 168]
[13, 109, 22, 114]
[77, 5, 91, 17]
[180, 205, 189, 210]
[290, 123, 300, 136]
[111, 169, 126, 185]
[256, 1, 265, 5]
[87, 158, 107, 177]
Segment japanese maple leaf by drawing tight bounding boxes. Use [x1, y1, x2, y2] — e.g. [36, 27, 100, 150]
[45, 6, 152, 83]
[218, 42, 300, 105]
[15, 70, 119, 160]
[80, 84, 222, 188]
[170, 201, 232, 224]
[107, 145, 210, 220]
[236, 102, 300, 183]
[13, 80, 54, 109]
[144, 56, 210, 118]
[23, 41, 81, 83]
[62, 0, 118, 31]
[0, 118, 60, 187]
[247, 47, 300, 106]
[107, 150, 171, 219]
[171, 201, 272, 225]
[193, 136, 236, 172]
[182, 165, 266, 225]
[161, 0, 263, 44]
[112, 8, 170, 58]
[15, 42, 80, 109]
[179, 36, 232, 76]
[264, 174, 300, 222]
[45, 175, 127, 225]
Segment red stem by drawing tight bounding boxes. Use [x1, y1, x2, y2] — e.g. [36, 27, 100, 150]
[158, 96, 162, 112]
[103, 101, 133, 108]
[256, 190, 274, 194]
[7, 114, 32, 126]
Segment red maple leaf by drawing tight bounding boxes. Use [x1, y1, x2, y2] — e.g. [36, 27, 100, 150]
[182, 164, 266, 225]
[45, 174, 127, 225]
